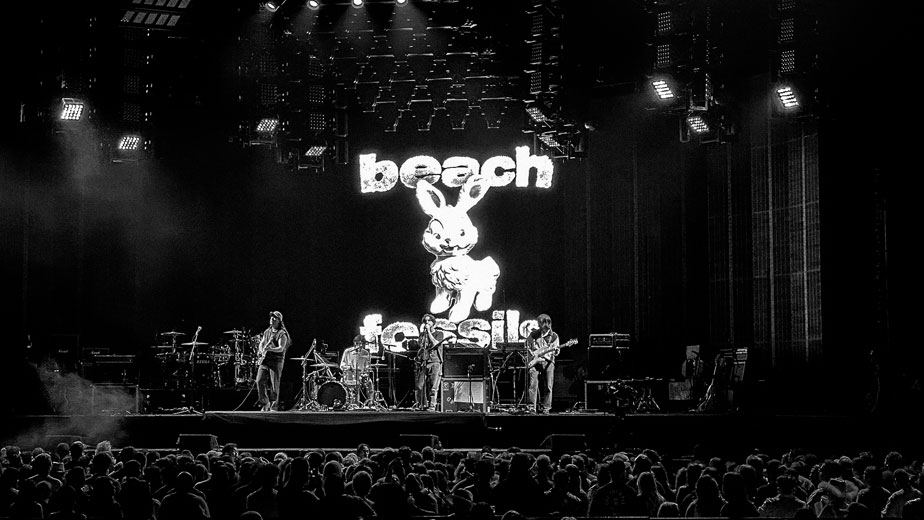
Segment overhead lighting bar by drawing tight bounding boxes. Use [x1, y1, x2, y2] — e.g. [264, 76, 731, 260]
[776, 86, 800, 109]
[59, 98, 86, 121]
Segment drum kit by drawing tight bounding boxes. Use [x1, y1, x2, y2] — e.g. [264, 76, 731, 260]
[293, 339, 388, 411]
[151, 329, 258, 389]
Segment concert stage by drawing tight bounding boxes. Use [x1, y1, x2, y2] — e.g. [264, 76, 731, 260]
[3, 410, 908, 457]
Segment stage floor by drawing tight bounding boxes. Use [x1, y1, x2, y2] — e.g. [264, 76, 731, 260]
[3, 409, 910, 457]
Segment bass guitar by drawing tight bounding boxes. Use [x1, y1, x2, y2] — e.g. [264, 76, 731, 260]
[526, 338, 578, 369]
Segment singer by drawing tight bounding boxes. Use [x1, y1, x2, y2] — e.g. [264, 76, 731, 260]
[256, 310, 291, 411]
[415, 313, 444, 411]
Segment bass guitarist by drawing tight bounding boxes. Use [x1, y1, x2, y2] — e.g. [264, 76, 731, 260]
[256, 310, 290, 411]
[415, 313, 445, 411]
[526, 313, 559, 414]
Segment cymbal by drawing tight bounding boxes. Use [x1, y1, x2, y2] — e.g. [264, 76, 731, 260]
[369, 363, 387, 368]
[160, 331, 185, 336]
[311, 362, 337, 367]
[224, 330, 244, 335]
[180, 341, 209, 346]
[150, 345, 174, 349]
[288, 357, 310, 361]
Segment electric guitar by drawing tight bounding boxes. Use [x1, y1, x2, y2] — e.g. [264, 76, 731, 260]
[526, 338, 578, 369]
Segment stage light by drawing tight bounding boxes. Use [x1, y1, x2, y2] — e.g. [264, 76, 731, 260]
[686, 112, 710, 134]
[118, 135, 142, 151]
[776, 86, 800, 109]
[305, 145, 327, 157]
[307, 0, 320, 8]
[352, 0, 363, 7]
[256, 118, 280, 134]
[651, 79, 675, 99]
[526, 106, 550, 124]
[59, 98, 86, 121]
[264, 0, 286, 12]
[396, 0, 408, 4]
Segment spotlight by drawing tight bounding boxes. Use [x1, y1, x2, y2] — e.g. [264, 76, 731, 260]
[256, 118, 280, 134]
[776, 85, 800, 110]
[685, 112, 710, 134]
[351, 0, 363, 7]
[264, 0, 286, 12]
[59, 98, 86, 121]
[307, 0, 320, 8]
[651, 79, 675, 100]
[305, 145, 327, 157]
[118, 135, 142, 151]
[396, 0, 408, 4]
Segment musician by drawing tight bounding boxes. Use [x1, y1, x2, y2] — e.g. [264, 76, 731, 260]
[526, 313, 559, 414]
[340, 335, 372, 402]
[416, 314, 445, 411]
[256, 310, 290, 411]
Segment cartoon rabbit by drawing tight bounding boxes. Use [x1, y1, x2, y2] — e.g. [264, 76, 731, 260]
[416, 174, 500, 323]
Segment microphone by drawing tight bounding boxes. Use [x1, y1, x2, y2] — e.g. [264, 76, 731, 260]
[467, 363, 475, 373]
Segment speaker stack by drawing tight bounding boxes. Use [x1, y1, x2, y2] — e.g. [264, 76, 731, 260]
[585, 333, 630, 411]
[441, 348, 488, 412]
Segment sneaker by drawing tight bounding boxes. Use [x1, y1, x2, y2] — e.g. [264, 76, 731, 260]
[426, 405, 436, 412]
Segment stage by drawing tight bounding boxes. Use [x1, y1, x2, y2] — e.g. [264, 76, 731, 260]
[3, 409, 911, 457]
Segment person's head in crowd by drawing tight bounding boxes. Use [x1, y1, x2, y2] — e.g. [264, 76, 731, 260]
[508, 452, 531, 478]
[31, 452, 52, 476]
[695, 474, 721, 504]
[69, 441, 85, 461]
[777, 474, 798, 495]
[722, 471, 749, 502]
[122, 458, 142, 479]
[846, 502, 874, 520]
[325, 450, 343, 465]
[355, 443, 371, 460]
[254, 463, 279, 490]
[323, 472, 345, 497]
[306, 450, 323, 471]
[658, 501, 681, 517]
[470, 501, 494, 519]
[54, 442, 70, 461]
[421, 446, 435, 462]
[352, 470, 373, 497]
[95, 440, 112, 456]
[240, 511, 263, 520]
[894, 468, 912, 489]
[90, 451, 114, 476]
[633, 453, 652, 475]
[638, 471, 659, 495]
[884, 451, 903, 471]
[746, 454, 765, 476]
[500, 510, 526, 520]
[92, 475, 117, 500]
[175, 471, 195, 493]
[608, 459, 628, 483]
[552, 469, 569, 490]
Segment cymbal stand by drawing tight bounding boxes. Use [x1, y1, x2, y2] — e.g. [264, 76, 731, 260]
[362, 362, 388, 410]
[293, 357, 322, 411]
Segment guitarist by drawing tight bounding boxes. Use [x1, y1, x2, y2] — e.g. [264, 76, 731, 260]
[415, 313, 445, 411]
[256, 310, 291, 412]
[526, 314, 558, 414]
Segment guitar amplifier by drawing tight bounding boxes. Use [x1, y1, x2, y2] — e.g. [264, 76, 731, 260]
[443, 348, 487, 378]
[589, 333, 630, 348]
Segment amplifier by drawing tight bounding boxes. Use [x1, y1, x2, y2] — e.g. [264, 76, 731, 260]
[443, 348, 487, 378]
[588, 333, 630, 348]
[441, 378, 486, 412]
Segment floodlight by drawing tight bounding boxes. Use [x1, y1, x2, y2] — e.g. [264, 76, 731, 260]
[256, 118, 280, 134]
[686, 112, 710, 134]
[651, 79, 675, 100]
[396, 0, 408, 4]
[305, 145, 327, 157]
[59, 98, 86, 121]
[526, 106, 550, 124]
[118, 135, 142, 151]
[776, 86, 800, 109]
[352, 0, 363, 8]
[307, 0, 320, 8]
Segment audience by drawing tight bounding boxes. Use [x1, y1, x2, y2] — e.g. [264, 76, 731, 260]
[2, 436, 923, 519]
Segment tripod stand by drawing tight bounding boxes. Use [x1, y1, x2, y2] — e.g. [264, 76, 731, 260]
[293, 341, 325, 411]
[361, 361, 389, 410]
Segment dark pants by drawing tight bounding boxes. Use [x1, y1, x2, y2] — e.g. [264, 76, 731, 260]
[416, 362, 442, 410]
[256, 356, 284, 410]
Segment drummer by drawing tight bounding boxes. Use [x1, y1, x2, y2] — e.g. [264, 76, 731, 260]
[340, 335, 373, 402]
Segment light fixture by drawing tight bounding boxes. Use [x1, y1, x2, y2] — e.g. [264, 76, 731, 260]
[351, 0, 363, 8]
[776, 85, 800, 109]
[118, 135, 142, 151]
[256, 118, 280, 134]
[59, 98, 86, 121]
[305, 145, 327, 157]
[264, 0, 286, 12]
[307, 0, 320, 8]
[686, 112, 710, 134]
[651, 79, 675, 100]
[396, 0, 408, 4]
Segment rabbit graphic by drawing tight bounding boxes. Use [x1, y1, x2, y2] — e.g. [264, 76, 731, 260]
[415, 174, 500, 323]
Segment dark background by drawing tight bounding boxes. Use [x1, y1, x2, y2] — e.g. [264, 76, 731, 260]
[1, 0, 918, 414]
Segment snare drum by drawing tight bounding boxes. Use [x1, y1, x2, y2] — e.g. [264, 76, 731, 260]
[317, 381, 347, 409]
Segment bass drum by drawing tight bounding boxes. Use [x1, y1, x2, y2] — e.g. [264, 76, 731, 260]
[317, 381, 347, 409]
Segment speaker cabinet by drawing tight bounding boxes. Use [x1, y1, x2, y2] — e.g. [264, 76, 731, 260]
[441, 378, 486, 412]
[443, 348, 488, 378]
